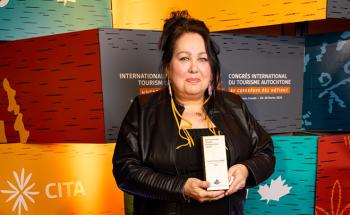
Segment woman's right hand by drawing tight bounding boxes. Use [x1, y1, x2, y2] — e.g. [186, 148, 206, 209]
[183, 178, 225, 203]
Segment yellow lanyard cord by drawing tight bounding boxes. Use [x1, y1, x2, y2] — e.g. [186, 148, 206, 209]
[171, 98, 194, 149]
[171, 96, 219, 149]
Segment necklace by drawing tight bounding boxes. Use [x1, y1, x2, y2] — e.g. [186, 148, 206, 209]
[194, 112, 203, 117]
[194, 111, 203, 117]
[190, 108, 207, 120]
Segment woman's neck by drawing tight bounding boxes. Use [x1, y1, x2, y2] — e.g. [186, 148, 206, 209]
[174, 93, 204, 107]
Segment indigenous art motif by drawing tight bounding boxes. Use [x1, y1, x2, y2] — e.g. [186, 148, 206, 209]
[303, 31, 350, 131]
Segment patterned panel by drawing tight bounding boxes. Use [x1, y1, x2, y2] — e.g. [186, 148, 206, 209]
[245, 136, 318, 214]
[303, 31, 350, 131]
[0, 0, 112, 40]
[113, 0, 326, 31]
[315, 135, 350, 215]
[0, 29, 105, 143]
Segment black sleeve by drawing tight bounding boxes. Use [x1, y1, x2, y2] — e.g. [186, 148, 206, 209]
[112, 97, 188, 202]
[238, 99, 275, 187]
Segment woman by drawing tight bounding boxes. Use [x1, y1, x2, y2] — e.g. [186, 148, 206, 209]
[113, 10, 275, 214]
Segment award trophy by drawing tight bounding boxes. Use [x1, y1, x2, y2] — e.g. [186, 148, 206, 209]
[202, 135, 229, 191]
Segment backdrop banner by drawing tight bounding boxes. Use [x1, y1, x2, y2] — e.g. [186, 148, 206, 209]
[100, 29, 304, 139]
[0, 143, 124, 215]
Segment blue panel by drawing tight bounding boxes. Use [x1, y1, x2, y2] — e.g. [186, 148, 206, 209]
[303, 31, 350, 131]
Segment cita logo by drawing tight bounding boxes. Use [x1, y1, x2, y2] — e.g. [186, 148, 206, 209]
[0, 168, 86, 215]
[0, 0, 10, 7]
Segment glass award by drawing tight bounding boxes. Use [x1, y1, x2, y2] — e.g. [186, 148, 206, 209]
[202, 135, 229, 191]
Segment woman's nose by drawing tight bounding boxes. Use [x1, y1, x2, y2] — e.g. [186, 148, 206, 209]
[189, 61, 199, 74]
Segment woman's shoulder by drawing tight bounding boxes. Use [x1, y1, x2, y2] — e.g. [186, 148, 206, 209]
[215, 90, 244, 105]
[135, 88, 169, 108]
[213, 90, 250, 118]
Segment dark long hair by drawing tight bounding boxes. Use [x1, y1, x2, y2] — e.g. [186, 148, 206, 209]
[159, 10, 221, 90]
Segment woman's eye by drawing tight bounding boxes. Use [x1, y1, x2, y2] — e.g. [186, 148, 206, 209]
[199, 57, 208, 62]
[179, 57, 190, 61]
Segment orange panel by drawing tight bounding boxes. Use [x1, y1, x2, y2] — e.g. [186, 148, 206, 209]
[228, 86, 291, 95]
[113, 0, 327, 31]
[0, 143, 124, 214]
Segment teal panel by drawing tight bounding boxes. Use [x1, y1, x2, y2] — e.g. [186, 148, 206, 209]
[0, 0, 112, 40]
[245, 136, 318, 215]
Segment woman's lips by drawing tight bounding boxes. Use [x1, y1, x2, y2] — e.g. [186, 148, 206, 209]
[186, 78, 200, 84]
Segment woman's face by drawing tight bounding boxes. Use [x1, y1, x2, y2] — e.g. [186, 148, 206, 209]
[167, 32, 212, 101]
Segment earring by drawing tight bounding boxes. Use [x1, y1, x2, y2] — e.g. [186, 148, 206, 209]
[208, 83, 213, 96]
[168, 78, 173, 97]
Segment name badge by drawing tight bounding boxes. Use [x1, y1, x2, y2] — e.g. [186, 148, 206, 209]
[202, 135, 229, 191]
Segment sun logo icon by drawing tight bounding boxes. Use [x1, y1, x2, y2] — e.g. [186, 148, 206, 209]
[1, 168, 39, 215]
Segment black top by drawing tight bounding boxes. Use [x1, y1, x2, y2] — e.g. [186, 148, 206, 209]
[114, 89, 275, 215]
[176, 128, 230, 214]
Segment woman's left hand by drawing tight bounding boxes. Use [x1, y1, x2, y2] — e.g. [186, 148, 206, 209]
[224, 164, 249, 196]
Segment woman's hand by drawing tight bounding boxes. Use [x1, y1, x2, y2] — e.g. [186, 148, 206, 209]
[183, 178, 225, 203]
[225, 164, 249, 196]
